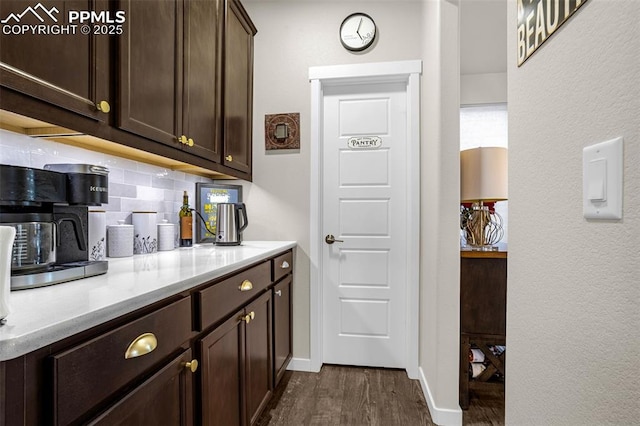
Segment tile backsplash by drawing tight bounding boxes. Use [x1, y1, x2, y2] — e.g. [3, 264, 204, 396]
[0, 129, 214, 226]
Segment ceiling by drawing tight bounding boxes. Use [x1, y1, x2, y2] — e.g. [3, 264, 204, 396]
[460, 0, 508, 75]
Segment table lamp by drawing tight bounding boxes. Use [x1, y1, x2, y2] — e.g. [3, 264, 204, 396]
[460, 147, 508, 250]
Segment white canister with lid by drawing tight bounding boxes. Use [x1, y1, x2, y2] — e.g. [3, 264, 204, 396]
[107, 220, 134, 258]
[157, 219, 175, 251]
[132, 212, 157, 254]
[88, 210, 106, 261]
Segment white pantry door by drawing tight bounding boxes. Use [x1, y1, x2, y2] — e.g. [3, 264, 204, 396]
[322, 81, 407, 368]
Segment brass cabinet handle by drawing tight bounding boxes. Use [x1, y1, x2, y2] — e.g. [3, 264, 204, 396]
[184, 359, 199, 373]
[96, 100, 111, 113]
[280, 260, 290, 269]
[248, 311, 255, 321]
[124, 332, 157, 359]
[225, 155, 233, 162]
[238, 280, 253, 291]
[275, 289, 282, 297]
[178, 135, 188, 145]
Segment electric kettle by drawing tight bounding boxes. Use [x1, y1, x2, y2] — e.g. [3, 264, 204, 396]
[216, 203, 248, 246]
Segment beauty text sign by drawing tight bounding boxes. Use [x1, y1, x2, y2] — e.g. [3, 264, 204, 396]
[517, 0, 589, 66]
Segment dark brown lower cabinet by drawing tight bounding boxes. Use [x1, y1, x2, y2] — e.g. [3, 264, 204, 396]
[199, 290, 272, 426]
[88, 349, 195, 425]
[273, 276, 292, 387]
[0, 249, 293, 426]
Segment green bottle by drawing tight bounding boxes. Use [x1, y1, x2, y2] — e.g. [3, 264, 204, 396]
[179, 191, 193, 247]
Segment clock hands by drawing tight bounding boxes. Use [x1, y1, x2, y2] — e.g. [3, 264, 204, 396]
[356, 17, 363, 41]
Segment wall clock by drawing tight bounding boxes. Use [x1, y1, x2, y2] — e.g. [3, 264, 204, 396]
[339, 13, 376, 52]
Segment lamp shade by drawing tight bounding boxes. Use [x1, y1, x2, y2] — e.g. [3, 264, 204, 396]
[460, 147, 508, 202]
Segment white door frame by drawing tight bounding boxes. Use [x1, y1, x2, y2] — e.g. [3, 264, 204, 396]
[309, 60, 421, 379]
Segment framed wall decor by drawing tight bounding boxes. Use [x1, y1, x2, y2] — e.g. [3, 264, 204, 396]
[265, 113, 300, 150]
[195, 182, 243, 243]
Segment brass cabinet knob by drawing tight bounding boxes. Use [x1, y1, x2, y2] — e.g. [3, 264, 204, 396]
[184, 359, 199, 373]
[240, 311, 256, 324]
[96, 100, 111, 113]
[225, 155, 233, 162]
[238, 280, 253, 292]
[178, 135, 188, 145]
[188, 138, 194, 147]
[124, 332, 157, 359]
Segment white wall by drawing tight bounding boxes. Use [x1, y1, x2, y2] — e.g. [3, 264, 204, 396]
[460, 72, 507, 105]
[243, 0, 462, 422]
[506, 0, 640, 424]
[419, 1, 462, 423]
[241, 0, 424, 361]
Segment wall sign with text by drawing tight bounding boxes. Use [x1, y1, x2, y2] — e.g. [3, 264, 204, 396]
[517, 0, 589, 66]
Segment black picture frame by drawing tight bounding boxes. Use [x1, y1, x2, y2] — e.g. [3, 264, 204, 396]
[195, 182, 243, 243]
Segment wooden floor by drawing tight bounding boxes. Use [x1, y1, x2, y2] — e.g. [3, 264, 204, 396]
[257, 365, 504, 426]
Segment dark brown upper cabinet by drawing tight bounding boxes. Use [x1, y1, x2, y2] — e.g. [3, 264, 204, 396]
[0, 0, 111, 122]
[183, 0, 224, 163]
[223, 0, 257, 174]
[118, 0, 224, 161]
[117, 0, 183, 146]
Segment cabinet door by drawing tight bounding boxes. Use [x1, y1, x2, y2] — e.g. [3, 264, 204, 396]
[273, 276, 292, 387]
[89, 349, 193, 426]
[244, 291, 272, 426]
[183, 0, 223, 162]
[199, 310, 244, 426]
[0, 0, 110, 121]
[223, 0, 256, 174]
[118, 0, 182, 145]
[88, 349, 195, 426]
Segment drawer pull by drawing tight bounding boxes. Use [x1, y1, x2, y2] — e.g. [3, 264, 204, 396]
[238, 280, 253, 292]
[124, 333, 158, 359]
[225, 155, 233, 162]
[275, 290, 282, 297]
[280, 260, 290, 269]
[184, 359, 199, 373]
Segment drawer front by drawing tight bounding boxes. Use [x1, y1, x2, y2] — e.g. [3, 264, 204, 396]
[272, 250, 293, 282]
[197, 260, 271, 331]
[52, 297, 192, 426]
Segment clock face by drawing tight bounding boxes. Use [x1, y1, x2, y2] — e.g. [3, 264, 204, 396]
[340, 13, 376, 51]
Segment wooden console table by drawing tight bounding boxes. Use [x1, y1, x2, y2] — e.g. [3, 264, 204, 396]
[459, 250, 507, 409]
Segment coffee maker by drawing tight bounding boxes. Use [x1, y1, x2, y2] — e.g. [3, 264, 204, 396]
[0, 164, 109, 290]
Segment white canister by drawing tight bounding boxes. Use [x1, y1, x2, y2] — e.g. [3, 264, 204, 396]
[107, 220, 134, 258]
[157, 220, 175, 251]
[132, 212, 157, 254]
[88, 210, 106, 261]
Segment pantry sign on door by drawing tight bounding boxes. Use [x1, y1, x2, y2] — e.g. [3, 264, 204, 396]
[517, 0, 589, 66]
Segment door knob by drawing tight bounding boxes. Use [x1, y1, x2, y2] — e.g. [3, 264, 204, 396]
[325, 234, 344, 245]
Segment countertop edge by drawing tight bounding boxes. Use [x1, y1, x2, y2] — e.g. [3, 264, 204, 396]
[0, 241, 297, 361]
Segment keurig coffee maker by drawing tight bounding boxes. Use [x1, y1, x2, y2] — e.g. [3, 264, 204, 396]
[0, 164, 109, 290]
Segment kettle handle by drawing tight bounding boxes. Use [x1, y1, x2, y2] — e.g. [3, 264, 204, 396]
[236, 203, 248, 233]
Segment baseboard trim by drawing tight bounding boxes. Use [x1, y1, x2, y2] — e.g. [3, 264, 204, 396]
[418, 367, 463, 426]
[286, 357, 313, 372]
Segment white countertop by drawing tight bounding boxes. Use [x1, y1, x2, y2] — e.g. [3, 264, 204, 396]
[0, 241, 296, 361]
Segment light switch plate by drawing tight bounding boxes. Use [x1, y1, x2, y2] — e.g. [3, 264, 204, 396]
[583, 137, 623, 220]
